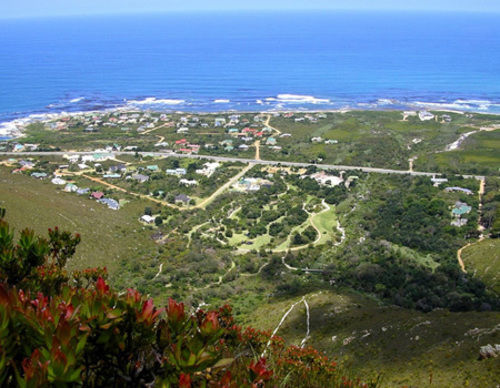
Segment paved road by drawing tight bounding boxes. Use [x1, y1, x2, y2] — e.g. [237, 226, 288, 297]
[0, 151, 486, 179]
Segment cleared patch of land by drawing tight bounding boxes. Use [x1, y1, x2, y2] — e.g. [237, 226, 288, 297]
[461, 238, 500, 293]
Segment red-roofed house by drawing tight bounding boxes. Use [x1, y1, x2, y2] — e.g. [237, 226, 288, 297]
[91, 191, 104, 200]
[175, 139, 187, 145]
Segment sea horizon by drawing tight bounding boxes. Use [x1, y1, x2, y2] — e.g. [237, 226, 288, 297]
[1, 10, 500, 132]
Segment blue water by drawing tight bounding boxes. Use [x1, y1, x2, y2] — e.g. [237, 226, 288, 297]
[1, 11, 500, 123]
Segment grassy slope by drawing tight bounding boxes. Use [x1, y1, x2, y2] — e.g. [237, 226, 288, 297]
[0, 167, 157, 283]
[461, 238, 500, 293]
[246, 290, 500, 388]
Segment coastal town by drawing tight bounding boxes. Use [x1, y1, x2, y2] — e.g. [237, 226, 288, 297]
[0, 109, 490, 252]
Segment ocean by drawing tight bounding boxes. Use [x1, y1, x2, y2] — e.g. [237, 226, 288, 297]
[1, 10, 500, 131]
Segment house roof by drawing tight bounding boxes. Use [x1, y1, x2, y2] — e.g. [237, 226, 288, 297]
[175, 194, 190, 203]
[91, 191, 104, 199]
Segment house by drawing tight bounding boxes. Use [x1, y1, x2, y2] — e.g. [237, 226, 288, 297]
[232, 177, 273, 192]
[451, 201, 471, 227]
[239, 144, 249, 150]
[78, 163, 90, 170]
[51, 177, 67, 185]
[196, 162, 220, 177]
[140, 215, 155, 224]
[109, 164, 126, 173]
[131, 174, 149, 183]
[324, 139, 338, 144]
[214, 118, 226, 127]
[92, 153, 114, 162]
[445, 187, 473, 195]
[99, 198, 120, 210]
[23, 143, 38, 151]
[227, 128, 239, 134]
[280, 133, 291, 138]
[224, 145, 234, 152]
[103, 173, 121, 179]
[63, 154, 80, 163]
[177, 127, 189, 134]
[19, 160, 35, 169]
[64, 183, 78, 193]
[175, 139, 187, 145]
[91, 191, 104, 200]
[179, 179, 198, 186]
[311, 137, 323, 143]
[309, 171, 343, 187]
[175, 194, 191, 204]
[76, 188, 90, 195]
[451, 218, 468, 227]
[452, 201, 472, 216]
[166, 168, 186, 176]
[266, 137, 277, 145]
[431, 177, 448, 187]
[418, 111, 435, 121]
[31, 172, 47, 179]
[146, 165, 159, 172]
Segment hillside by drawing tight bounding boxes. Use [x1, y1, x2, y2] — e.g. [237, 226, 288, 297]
[246, 290, 500, 387]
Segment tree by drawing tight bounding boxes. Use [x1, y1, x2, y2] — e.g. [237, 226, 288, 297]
[154, 216, 163, 226]
[144, 207, 152, 216]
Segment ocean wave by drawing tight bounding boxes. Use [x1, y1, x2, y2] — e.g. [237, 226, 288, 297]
[376, 98, 397, 105]
[409, 99, 500, 112]
[265, 94, 331, 104]
[70, 97, 85, 103]
[126, 97, 186, 105]
[213, 99, 230, 103]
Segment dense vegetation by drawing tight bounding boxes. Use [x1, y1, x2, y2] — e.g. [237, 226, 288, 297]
[0, 209, 376, 387]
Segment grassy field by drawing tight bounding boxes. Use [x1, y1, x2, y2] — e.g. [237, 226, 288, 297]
[461, 238, 500, 293]
[0, 167, 158, 286]
[416, 129, 500, 175]
[246, 290, 500, 387]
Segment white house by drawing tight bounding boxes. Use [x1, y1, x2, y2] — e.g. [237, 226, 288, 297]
[140, 215, 155, 224]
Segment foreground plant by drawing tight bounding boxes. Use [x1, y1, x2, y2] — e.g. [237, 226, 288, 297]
[0, 209, 377, 387]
